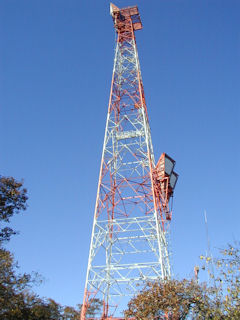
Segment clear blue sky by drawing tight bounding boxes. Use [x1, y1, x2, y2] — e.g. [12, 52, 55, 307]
[1, 0, 239, 308]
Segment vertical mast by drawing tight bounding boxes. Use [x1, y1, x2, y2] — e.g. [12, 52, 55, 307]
[81, 4, 178, 319]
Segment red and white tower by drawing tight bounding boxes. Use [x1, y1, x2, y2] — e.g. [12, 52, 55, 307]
[81, 4, 178, 319]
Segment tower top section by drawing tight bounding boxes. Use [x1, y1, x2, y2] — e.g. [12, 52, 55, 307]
[110, 3, 142, 32]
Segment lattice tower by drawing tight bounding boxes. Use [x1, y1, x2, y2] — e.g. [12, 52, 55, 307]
[81, 4, 178, 319]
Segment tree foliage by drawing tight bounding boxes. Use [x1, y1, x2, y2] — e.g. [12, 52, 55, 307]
[62, 305, 81, 320]
[220, 244, 240, 318]
[200, 243, 240, 319]
[0, 248, 36, 309]
[0, 244, 82, 319]
[125, 243, 240, 320]
[0, 176, 28, 242]
[80, 298, 102, 318]
[124, 279, 213, 319]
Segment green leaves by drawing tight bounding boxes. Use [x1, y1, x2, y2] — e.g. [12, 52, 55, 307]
[0, 176, 28, 242]
[125, 243, 240, 319]
[124, 279, 211, 319]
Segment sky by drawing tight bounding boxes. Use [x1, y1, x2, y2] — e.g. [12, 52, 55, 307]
[0, 0, 239, 309]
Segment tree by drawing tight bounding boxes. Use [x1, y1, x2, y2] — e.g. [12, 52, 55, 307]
[220, 244, 240, 318]
[125, 243, 240, 320]
[124, 279, 213, 319]
[26, 296, 63, 320]
[0, 246, 44, 319]
[0, 176, 28, 242]
[80, 298, 102, 318]
[200, 243, 240, 319]
[62, 305, 80, 320]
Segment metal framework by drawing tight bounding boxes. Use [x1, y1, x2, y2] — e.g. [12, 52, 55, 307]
[81, 4, 178, 319]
